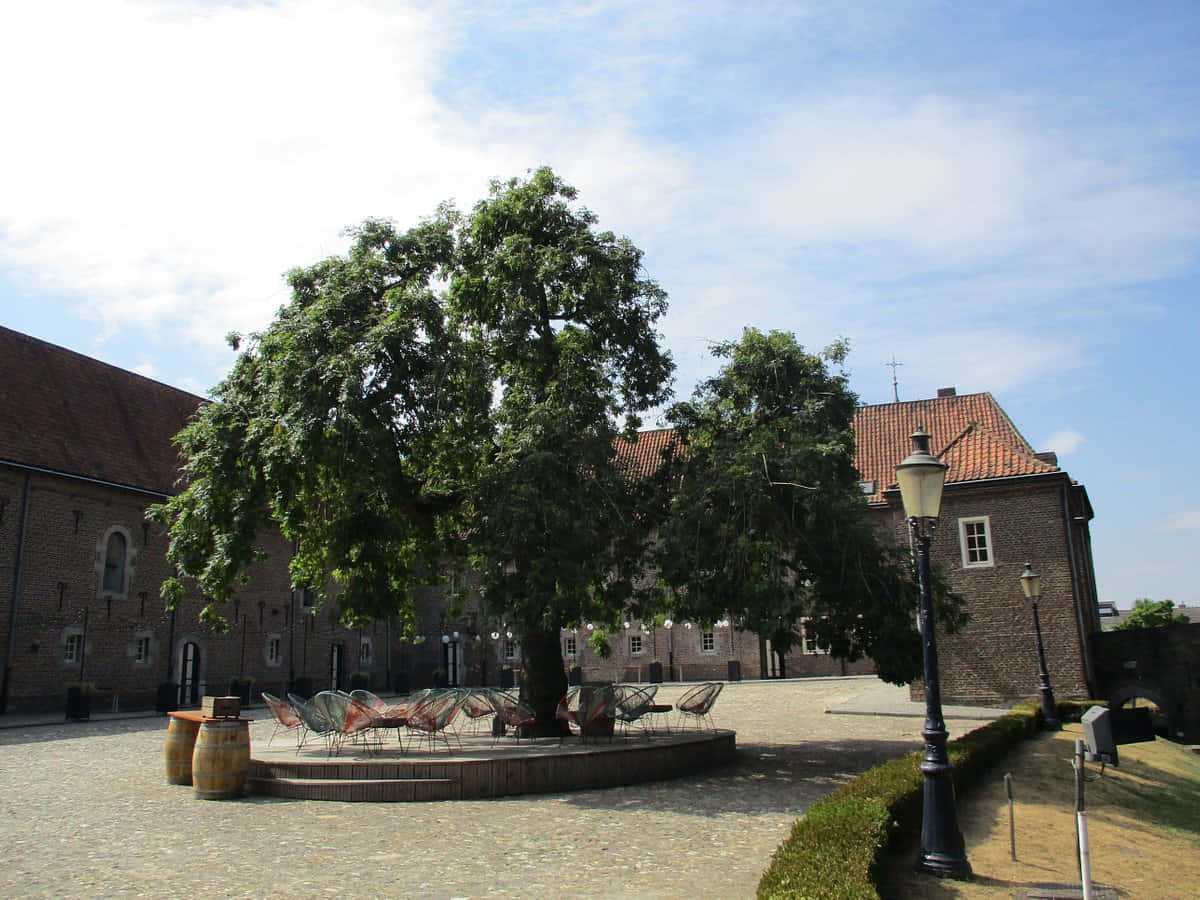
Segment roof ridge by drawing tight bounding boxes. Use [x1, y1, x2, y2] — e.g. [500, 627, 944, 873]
[0, 325, 206, 403]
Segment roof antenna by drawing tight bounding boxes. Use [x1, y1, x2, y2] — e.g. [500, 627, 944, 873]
[886, 355, 903, 403]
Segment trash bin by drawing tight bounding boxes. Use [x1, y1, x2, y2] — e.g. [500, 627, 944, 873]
[568, 666, 583, 686]
[500, 667, 515, 690]
[156, 681, 178, 714]
[648, 661, 663, 684]
[727, 659, 742, 682]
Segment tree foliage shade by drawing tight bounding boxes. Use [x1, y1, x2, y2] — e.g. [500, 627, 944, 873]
[1114, 598, 1189, 630]
[654, 329, 965, 684]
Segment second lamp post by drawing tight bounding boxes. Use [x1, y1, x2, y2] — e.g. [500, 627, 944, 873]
[1019, 562, 1062, 730]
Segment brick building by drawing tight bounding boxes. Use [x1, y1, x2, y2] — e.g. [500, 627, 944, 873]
[587, 389, 1101, 705]
[0, 327, 474, 715]
[1, 326, 1101, 712]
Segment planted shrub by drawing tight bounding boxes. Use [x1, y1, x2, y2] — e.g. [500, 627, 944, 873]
[758, 705, 1043, 899]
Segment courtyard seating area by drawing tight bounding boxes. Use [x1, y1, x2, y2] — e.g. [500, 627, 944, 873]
[266, 681, 727, 759]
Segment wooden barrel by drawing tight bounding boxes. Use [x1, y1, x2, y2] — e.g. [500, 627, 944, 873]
[192, 719, 250, 800]
[164, 716, 201, 785]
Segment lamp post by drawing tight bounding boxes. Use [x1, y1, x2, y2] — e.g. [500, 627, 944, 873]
[896, 427, 972, 879]
[1020, 562, 1062, 730]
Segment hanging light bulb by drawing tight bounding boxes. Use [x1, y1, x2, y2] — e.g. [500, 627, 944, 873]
[623, 620, 631, 629]
[490, 630, 500, 640]
[586, 622, 595, 631]
[663, 618, 673, 629]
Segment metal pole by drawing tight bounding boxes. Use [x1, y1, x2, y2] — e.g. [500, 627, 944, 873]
[913, 520, 971, 879]
[1075, 739, 1094, 900]
[1031, 600, 1062, 729]
[1005, 773, 1016, 860]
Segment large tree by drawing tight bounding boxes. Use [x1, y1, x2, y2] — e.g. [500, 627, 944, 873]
[151, 168, 673, 729]
[451, 169, 674, 728]
[654, 329, 964, 684]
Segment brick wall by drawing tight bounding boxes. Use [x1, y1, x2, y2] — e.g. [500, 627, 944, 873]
[880, 474, 1095, 706]
[0, 466, 394, 714]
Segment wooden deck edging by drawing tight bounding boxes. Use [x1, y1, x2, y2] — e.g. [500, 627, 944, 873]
[248, 729, 736, 802]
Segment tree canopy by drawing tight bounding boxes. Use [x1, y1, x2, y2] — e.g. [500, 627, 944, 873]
[150, 168, 673, 727]
[151, 170, 963, 722]
[1114, 598, 1189, 630]
[653, 329, 965, 683]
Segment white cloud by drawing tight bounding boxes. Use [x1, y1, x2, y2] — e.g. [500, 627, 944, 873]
[1043, 428, 1085, 455]
[1156, 509, 1200, 534]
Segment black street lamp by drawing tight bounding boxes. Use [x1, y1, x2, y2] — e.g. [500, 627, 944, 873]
[896, 427, 972, 879]
[1020, 562, 1062, 730]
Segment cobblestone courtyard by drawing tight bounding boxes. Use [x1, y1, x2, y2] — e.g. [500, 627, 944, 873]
[0, 677, 1001, 898]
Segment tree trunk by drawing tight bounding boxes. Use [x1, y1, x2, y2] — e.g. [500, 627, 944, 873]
[519, 625, 569, 737]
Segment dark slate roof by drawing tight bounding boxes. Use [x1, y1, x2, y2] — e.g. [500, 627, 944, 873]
[0, 326, 204, 495]
[618, 391, 1061, 501]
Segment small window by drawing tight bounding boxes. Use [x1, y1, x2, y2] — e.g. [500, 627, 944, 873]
[629, 634, 643, 655]
[102, 531, 127, 594]
[958, 517, 994, 568]
[134, 636, 151, 663]
[565, 636, 577, 658]
[701, 631, 715, 653]
[800, 620, 827, 655]
[504, 639, 517, 660]
[266, 636, 282, 666]
[359, 638, 373, 666]
[64, 633, 82, 663]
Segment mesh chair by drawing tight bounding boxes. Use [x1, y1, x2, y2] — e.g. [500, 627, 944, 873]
[487, 690, 537, 744]
[676, 682, 723, 730]
[261, 691, 303, 748]
[405, 689, 467, 753]
[288, 692, 337, 755]
[614, 684, 659, 736]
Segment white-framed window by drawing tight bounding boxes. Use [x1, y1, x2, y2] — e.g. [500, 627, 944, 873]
[266, 635, 282, 667]
[701, 631, 715, 653]
[504, 639, 517, 660]
[64, 633, 82, 663]
[359, 637, 373, 666]
[629, 634, 643, 655]
[134, 636, 151, 663]
[958, 516, 994, 568]
[565, 636, 577, 658]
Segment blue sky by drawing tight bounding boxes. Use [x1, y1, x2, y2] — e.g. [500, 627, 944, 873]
[2, 1, 1198, 608]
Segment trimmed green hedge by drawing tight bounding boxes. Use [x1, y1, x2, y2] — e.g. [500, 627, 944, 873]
[757, 703, 1049, 899]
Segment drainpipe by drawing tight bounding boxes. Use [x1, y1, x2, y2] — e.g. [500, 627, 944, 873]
[1, 475, 33, 715]
[1062, 484, 1094, 694]
[1, 473, 32, 714]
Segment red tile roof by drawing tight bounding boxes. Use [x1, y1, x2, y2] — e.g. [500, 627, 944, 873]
[853, 391, 1058, 503]
[614, 427, 679, 480]
[617, 391, 1060, 501]
[0, 327, 205, 495]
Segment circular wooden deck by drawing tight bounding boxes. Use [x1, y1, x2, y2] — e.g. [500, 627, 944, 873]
[248, 727, 736, 802]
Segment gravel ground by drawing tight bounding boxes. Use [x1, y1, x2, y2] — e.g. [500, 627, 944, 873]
[0, 677, 999, 899]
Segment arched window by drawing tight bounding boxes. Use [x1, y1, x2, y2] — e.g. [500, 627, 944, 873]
[103, 531, 127, 594]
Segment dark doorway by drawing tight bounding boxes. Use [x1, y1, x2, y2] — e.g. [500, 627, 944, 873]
[330, 643, 344, 691]
[179, 641, 200, 706]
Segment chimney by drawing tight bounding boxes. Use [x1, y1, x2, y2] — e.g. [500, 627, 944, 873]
[1034, 451, 1058, 466]
[936, 387, 957, 398]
